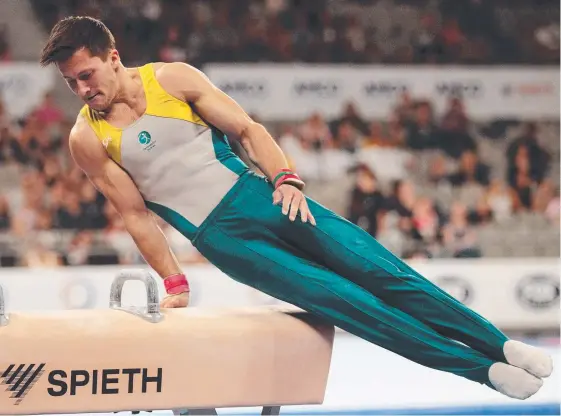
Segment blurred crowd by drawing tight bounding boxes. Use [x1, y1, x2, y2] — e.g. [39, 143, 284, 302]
[0, 92, 208, 267]
[0, 0, 558, 267]
[0, 25, 10, 62]
[275, 95, 559, 259]
[0, 87, 558, 267]
[30, 0, 560, 67]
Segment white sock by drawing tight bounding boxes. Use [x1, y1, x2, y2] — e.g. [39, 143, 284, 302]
[489, 362, 543, 400]
[503, 340, 554, 378]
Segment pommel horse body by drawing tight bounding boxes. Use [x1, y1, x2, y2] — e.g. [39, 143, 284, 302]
[0, 271, 335, 415]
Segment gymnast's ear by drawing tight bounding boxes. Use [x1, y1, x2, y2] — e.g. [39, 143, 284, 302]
[108, 49, 120, 70]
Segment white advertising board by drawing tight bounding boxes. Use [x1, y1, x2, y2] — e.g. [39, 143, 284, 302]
[204, 64, 560, 121]
[0, 259, 558, 331]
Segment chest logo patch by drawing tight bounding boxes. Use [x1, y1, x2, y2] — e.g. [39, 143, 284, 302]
[138, 131, 152, 145]
[138, 130, 156, 151]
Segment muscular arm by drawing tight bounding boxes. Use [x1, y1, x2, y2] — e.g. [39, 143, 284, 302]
[69, 117, 182, 279]
[157, 62, 290, 184]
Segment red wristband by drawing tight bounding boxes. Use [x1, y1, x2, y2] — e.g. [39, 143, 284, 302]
[272, 169, 294, 186]
[276, 173, 305, 190]
[163, 273, 190, 295]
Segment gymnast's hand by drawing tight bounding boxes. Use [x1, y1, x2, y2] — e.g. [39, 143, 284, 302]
[161, 273, 190, 308]
[160, 291, 190, 308]
[273, 184, 316, 225]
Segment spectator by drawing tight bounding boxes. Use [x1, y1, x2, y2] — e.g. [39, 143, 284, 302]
[332, 102, 369, 136]
[362, 121, 388, 148]
[47, 180, 66, 216]
[0, 196, 11, 230]
[2, 126, 28, 165]
[347, 164, 385, 237]
[393, 91, 416, 126]
[533, 20, 560, 63]
[438, 97, 476, 159]
[532, 179, 556, 213]
[18, 113, 54, 168]
[439, 18, 465, 63]
[334, 120, 361, 153]
[484, 179, 519, 223]
[206, 8, 239, 62]
[53, 190, 83, 230]
[508, 145, 536, 210]
[507, 122, 550, 185]
[184, 12, 206, 68]
[0, 100, 11, 131]
[102, 200, 141, 264]
[158, 24, 187, 63]
[384, 180, 416, 237]
[298, 112, 333, 151]
[19, 241, 61, 267]
[68, 230, 120, 266]
[544, 189, 560, 225]
[442, 0, 497, 42]
[411, 13, 444, 64]
[238, 18, 272, 62]
[79, 181, 108, 230]
[64, 165, 86, 194]
[47, 119, 72, 158]
[0, 127, 14, 163]
[42, 155, 63, 188]
[427, 153, 451, 185]
[376, 211, 409, 257]
[35, 209, 54, 231]
[65, 231, 95, 266]
[11, 171, 45, 236]
[405, 101, 438, 150]
[410, 197, 441, 250]
[32, 92, 65, 128]
[448, 150, 491, 187]
[0, 25, 11, 62]
[277, 125, 305, 170]
[440, 97, 469, 132]
[386, 113, 406, 147]
[442, 202, 482, 258]
[468, 196, 493, 226]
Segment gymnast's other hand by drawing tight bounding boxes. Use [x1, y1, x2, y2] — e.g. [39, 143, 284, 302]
[273, 184, 316, 225]
[160, 291, 190, 308]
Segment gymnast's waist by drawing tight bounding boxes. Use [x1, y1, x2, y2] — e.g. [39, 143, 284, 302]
[190, 171, 266, 242]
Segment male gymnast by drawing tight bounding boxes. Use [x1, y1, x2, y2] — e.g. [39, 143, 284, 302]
[39, 16, 553, 400]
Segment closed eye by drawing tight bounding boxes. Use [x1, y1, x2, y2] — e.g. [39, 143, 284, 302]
[78, 72, 92, 81]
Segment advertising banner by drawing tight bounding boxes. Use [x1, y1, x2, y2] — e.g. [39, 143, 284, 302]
[0, 63, 55, 118]
[0, 259, 558, 331]
[204, 64, 560, 121]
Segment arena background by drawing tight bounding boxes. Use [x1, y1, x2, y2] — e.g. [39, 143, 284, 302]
[0, 0, 559, 415]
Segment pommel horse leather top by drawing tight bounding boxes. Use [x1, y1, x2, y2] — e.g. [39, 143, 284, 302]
[0, 271, 335, 415]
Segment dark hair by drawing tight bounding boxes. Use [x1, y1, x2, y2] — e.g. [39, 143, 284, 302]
[355, 163, 377, 181]
[40, 16, 115, 66]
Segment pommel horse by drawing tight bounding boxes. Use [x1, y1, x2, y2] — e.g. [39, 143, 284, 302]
[0, 271, 335, 415]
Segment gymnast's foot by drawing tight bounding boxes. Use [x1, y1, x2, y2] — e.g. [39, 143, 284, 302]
[503, 340, 554, 378]
[489, 362, 543, 400]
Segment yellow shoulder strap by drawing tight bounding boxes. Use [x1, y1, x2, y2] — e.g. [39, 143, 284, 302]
[79, 105, 123, 164]
[137, 63, 207, 127]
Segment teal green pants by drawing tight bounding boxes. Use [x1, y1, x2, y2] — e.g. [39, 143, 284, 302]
[185, 172, 509, 388]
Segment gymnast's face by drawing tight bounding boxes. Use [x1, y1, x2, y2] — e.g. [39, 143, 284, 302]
[58, 47, 120, 112]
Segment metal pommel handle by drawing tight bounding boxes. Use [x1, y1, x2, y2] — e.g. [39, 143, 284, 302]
[0, 285, 7, 327]
[110, 270, 163, 323]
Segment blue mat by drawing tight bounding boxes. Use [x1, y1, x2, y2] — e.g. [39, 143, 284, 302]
[218, 402, 560, 415]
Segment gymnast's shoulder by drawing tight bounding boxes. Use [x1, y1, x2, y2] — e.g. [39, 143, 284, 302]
[151, 61, 218, 104]
[67, 113, 108, 173]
